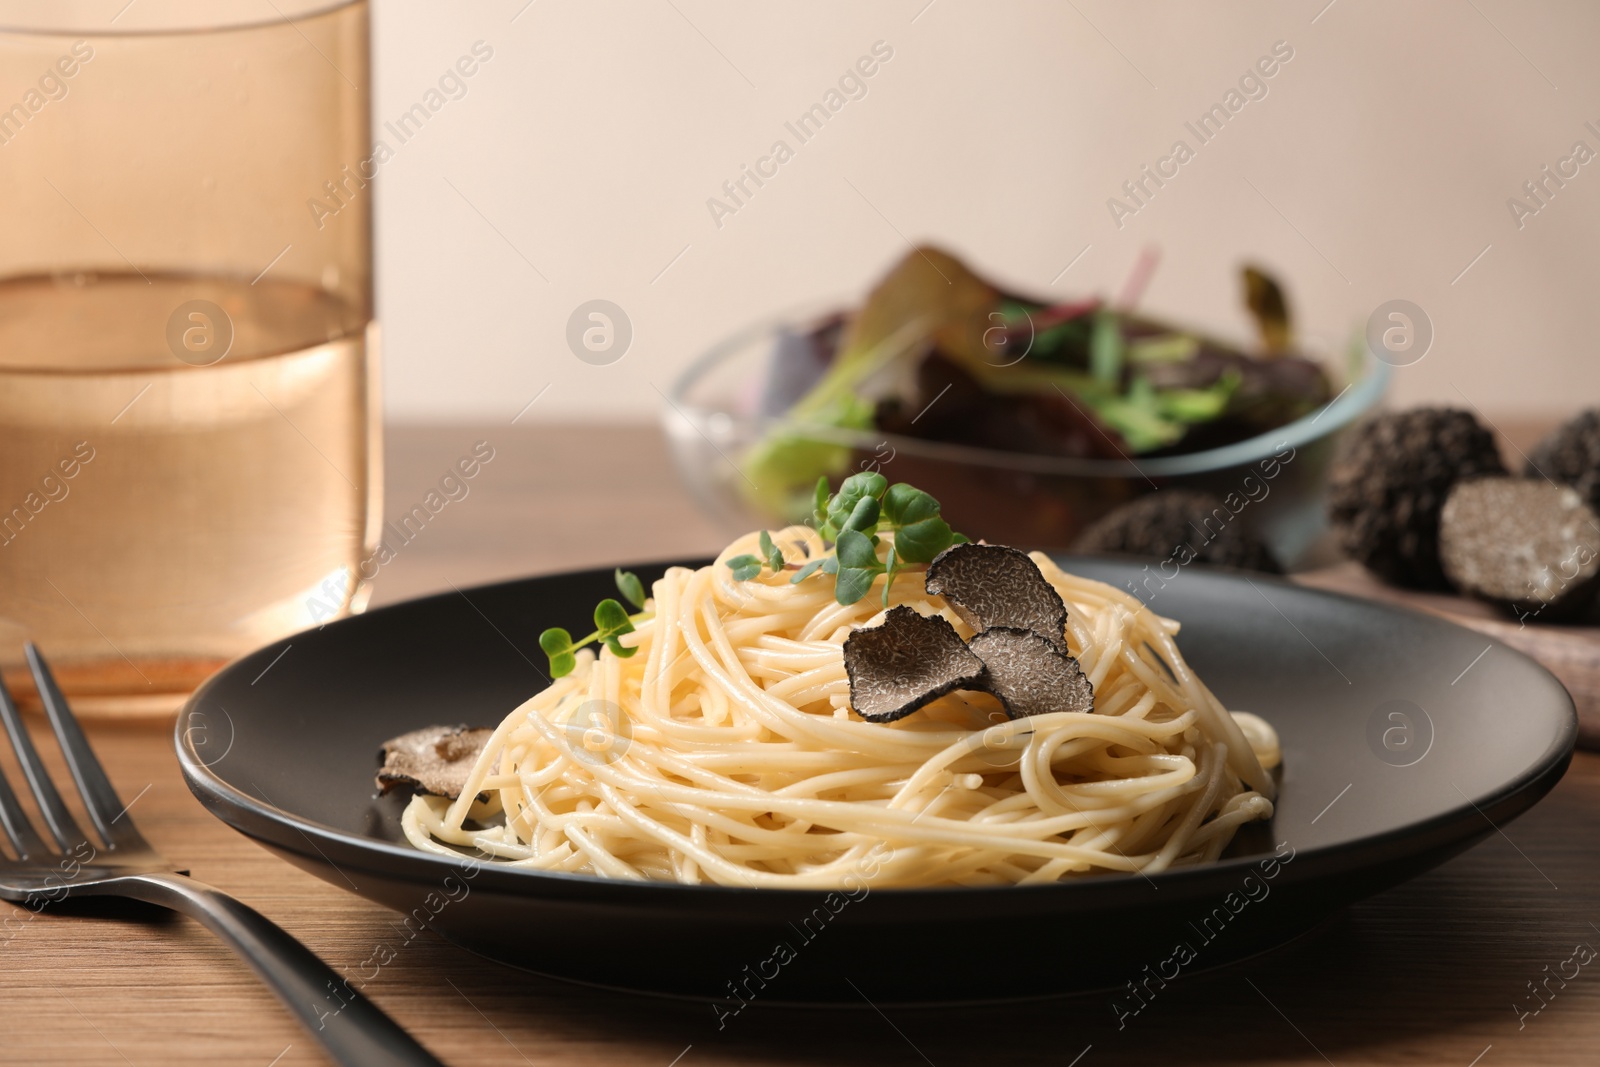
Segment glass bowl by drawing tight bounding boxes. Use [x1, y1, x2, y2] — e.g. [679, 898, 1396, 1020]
[662, 305, 1390, 568]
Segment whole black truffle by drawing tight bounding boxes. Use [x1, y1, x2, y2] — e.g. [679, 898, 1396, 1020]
[1439, 477, 1600, 621]
[1073, 490, 1281, 573]
[1327, 408, 1506, 588]
[1528, 409, 1600, 513]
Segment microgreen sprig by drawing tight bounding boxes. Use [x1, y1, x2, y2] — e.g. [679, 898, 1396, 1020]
[538, 569, 649, 678]
[726, 530, 784, 582]
[729, 474, 967, 608]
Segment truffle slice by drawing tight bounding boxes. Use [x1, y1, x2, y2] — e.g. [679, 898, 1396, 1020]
[1439, 477, 1600, 620]
[925, 543, 1070, 653]
[1327, 407, 1506, 588]
[377, 724, 493, 799]
[967, 627, 1095, 719]
[1073, 490, 1282, 573]
[1528, 409, 1600, 513]
[844, 605, 986, 722]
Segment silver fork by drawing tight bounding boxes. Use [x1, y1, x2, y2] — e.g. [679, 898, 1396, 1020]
[0, 645, 445, 1067]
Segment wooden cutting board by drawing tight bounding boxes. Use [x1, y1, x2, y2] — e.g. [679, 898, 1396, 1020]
[1296, 562, 1600, 750]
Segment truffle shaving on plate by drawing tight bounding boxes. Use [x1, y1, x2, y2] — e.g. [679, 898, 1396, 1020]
[387, 476, 1280, 888]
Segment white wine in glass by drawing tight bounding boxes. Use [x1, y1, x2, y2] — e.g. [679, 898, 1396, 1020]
[0, 0, 378, 715]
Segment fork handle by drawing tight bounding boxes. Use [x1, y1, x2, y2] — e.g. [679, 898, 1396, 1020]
[107, 872, 446, 1066]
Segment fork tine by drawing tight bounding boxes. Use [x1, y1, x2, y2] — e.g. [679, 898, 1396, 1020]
[0, 765, 39, 857]
[25, 644, 146, 851]
[0, 674, 49, 860]
[0, 650, 90, 852]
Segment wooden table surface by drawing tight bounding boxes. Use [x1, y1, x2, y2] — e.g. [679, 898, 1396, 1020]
[6, 422, 1599, 1067]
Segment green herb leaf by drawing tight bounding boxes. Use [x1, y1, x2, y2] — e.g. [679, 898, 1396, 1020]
[834, 527, 881, 570]
[1154, 370, 1240, 423]
[880, 482, 953, 581]
[791, 558, 826, 584]
[835, 568, 876, 605]
[1128, 334, 1199, 365]
[539, 627, 574, 654]
[614, 569, 647, 611]
[881, 543, 899, 608]
[827, 471, 887, 528]
[1028, 316, 1094, 363]
[1082, 375, 1185, 451]
[538, 627, 577, 678]
[812, 476, 831, 529]
[842, 494, 881, 535]
[759, 530, 784, 572]
[834, 527, 886, 606]
[1090, 310, 1124, 385]
[604, 636, 638, 658]
[881, 483, 940, 528]
[741, 479, 970, 606]
[893, 516, 955, 563]
[593, 598, 635, 647]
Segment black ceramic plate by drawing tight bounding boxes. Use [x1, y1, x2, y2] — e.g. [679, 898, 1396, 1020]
[177, 559, 1575, 1005]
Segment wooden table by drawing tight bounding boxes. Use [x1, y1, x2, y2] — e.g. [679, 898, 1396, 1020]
[7, 423, 1598, 1066]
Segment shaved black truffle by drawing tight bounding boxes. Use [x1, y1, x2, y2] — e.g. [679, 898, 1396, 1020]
[925, 543, 1070, 653]
[377, 724, 493, 799]
[966, 628, 1095, 719]
[1439, 477, 1600, 620]
[1528, 409, 1600, 513]
[843, 606, 986, 722]
[1073, 490, 1282, 573]
[1327, 408, 1507, 588]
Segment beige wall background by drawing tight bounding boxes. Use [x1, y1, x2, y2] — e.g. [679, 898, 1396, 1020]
[370, 0, 1600, 423]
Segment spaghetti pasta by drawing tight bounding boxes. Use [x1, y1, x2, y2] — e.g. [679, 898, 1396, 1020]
[401, 527, 1279, 887]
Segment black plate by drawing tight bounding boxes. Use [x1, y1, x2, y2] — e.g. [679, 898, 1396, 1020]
[177, 559, 1575, 1005]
